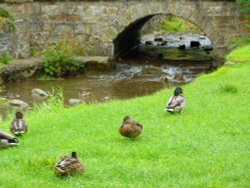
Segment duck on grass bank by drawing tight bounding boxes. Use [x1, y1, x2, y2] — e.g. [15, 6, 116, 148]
[10, 112, 28, 136]
[0, 130, 18, 149]
[54, 152, 84, 177]
[166, 87, 186, 114]
[119, 116, 143, 138]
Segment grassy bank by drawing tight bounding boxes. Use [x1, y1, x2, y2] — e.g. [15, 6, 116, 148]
[0, 50, 249, 187]
[226, 45, 250, 63]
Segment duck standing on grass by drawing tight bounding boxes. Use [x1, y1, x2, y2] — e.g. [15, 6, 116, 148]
[54, 152, 84, 176]
[10, 112, 28, 136]
[0, 130, 18, 149]
[166, 87, 186, 113]
[119, 116, 143, 138]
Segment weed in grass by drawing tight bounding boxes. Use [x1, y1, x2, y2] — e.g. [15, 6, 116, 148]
[219, 84, 238, 94]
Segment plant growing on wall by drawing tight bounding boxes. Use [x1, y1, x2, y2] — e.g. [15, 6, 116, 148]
[0, 52, 12, 65]
[0, 7, 16, 32]
[229, 0, 250, 48]
[236, 0, 250, 27]
[42, 40, 85, 77]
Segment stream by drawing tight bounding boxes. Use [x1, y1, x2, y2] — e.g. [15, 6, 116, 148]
[0, 59, 215, 118]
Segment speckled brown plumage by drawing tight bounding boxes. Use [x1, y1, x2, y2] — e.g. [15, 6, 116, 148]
[119, 116, 143, 138]
[54, 152, 84, 176]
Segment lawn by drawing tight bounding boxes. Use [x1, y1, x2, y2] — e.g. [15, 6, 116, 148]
[0, 48, 249, 187]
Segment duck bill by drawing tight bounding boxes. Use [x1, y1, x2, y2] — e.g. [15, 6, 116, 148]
[55, 167, 65, 173]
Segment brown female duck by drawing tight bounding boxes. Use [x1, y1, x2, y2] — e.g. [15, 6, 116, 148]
[119, 116, 143, 138]
[54, 152, 84, 176]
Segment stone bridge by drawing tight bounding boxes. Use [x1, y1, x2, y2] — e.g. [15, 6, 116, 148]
[0, 0, 249, 59]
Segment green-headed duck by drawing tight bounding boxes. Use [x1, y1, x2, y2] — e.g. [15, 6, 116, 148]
[166, 87, 186, 113]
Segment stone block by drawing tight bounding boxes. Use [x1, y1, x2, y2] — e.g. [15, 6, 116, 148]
[74, 56, 112, 70]
[212, 16, 236, 27]
[240, 26, 250, 35]
[4, 0, 33, 3]
[67, 15, 81, 22]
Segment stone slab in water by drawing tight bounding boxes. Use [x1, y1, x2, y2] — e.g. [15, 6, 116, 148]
[74, 56, 112, 70]
[0, 58, 44, 84]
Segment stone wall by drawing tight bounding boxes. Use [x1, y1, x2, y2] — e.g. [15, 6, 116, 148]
[0, 0, 249, 59]
[0, 23, 13, 56]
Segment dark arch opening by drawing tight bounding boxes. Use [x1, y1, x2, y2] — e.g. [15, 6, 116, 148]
[113, 14, 214, 61]
[113, 14, 156, 59]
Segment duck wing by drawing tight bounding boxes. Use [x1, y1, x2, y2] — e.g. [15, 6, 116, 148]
[119, 122, 143, 138]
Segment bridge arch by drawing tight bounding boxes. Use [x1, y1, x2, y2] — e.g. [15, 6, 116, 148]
[109, 0, 246, 60]
[2, 0, 248, 59]
[113, 13, 212, 59]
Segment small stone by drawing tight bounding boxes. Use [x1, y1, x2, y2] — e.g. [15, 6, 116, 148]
[68, 99, 82, 106]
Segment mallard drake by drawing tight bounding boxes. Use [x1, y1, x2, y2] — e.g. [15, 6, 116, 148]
[119, 116, 143, 138]
[54, 152, 84, 176]
[10, 112, 28, 136]
[166, 87, 186, 113]
[0, 130, 18, 149]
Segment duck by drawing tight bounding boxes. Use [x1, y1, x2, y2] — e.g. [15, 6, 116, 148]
[0, 130, 18, 149]
[79, 89, 91, 98]
[10, 112, 28, 136]
[119, 116, 143, 138]
[54, 152, 84, 176]
[166, 87, 186, 113]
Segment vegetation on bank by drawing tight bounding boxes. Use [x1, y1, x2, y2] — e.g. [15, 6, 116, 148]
[42, 40, 86, 77]
[0, 48, 249, 187]
[229, 36, 250, 49]
[161, 15, 201, 34]
[226, 44, 250, 63]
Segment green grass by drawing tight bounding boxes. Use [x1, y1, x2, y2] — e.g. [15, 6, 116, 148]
[160, 15, 201, 34]
[0, 62, 250, 187]
[226, 45, 250, 63]
[229, 37, 250, 49]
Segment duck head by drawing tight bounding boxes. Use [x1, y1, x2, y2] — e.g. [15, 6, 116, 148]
[122, 116, 131, 124]
[16, 111, 23, 119]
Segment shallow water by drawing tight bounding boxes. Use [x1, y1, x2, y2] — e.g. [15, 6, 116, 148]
[0, 59, 214, 114]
